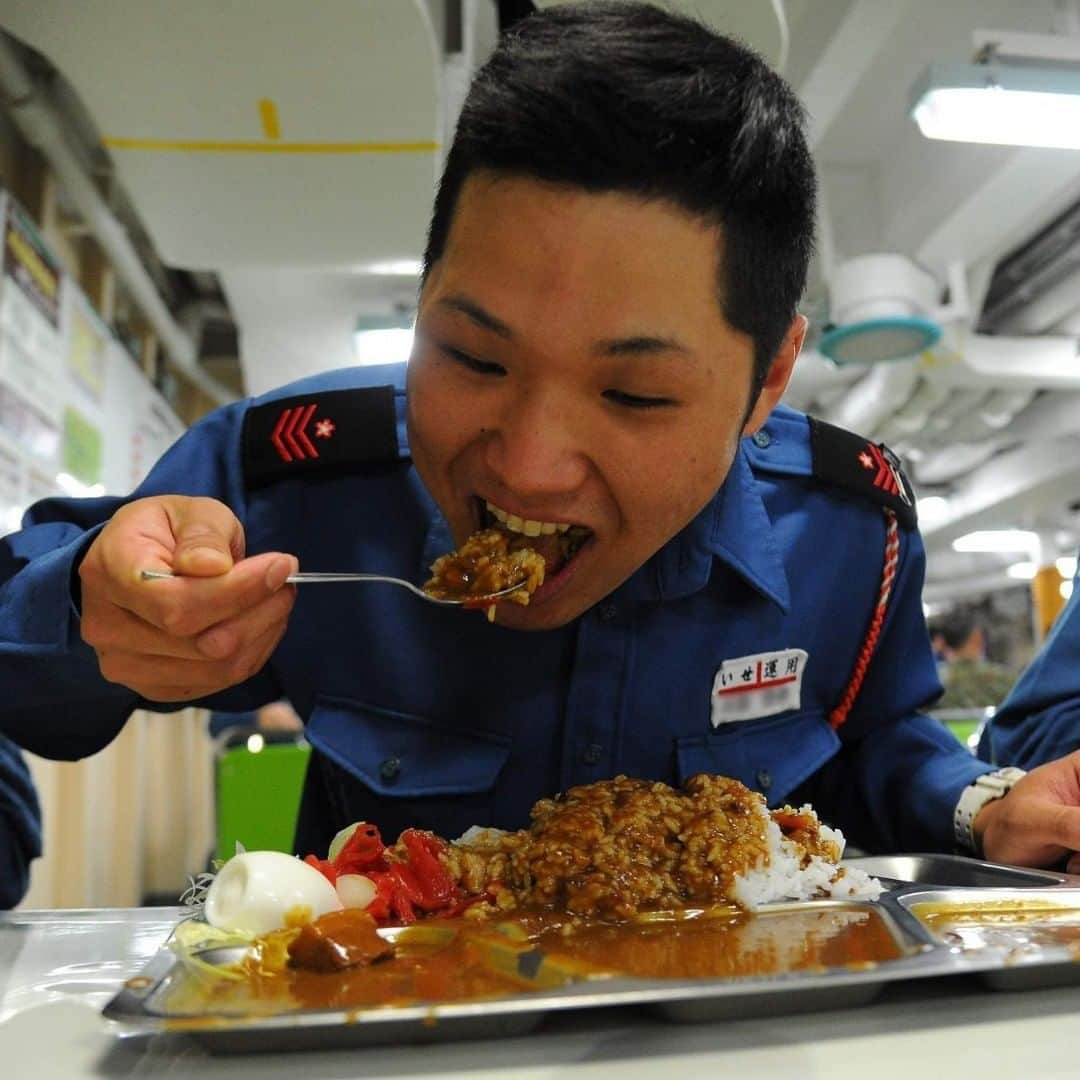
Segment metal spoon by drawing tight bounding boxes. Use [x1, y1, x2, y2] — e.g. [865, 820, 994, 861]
[138, 568, 523, 607]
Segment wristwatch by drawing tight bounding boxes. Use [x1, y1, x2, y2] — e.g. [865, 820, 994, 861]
[953, 767, 1027, 856]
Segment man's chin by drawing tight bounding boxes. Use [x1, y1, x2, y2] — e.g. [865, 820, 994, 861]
[488, 593, 593, 631]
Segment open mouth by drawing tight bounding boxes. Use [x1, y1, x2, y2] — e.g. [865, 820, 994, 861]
[479, 499, 594, 579]
[422, 500, 595, 620]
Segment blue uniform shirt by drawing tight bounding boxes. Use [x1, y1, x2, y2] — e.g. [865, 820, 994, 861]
[0, 734, 41, 908]
[979, 561, 1080, 768]
[0, 364, 992, 857]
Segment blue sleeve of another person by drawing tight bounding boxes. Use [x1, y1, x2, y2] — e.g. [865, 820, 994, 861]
[979, 567, 1080, 768]
[0, 734, 42, 908]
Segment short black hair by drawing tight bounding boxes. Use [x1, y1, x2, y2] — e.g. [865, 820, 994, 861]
[423, 0, 816, 400]
[938, 608, 978, 651]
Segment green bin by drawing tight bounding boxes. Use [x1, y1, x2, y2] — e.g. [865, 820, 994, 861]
[214, 740, 311, 863]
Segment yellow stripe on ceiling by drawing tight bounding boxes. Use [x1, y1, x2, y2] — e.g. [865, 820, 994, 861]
[258, 98, 281, 139]
[102, 136, 438, 154]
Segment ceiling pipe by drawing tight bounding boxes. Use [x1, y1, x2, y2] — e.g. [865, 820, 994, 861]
[907, 387, 1079, 485]
[920, 434, 1080, 546]
[1006, 388, 1080, 440]
[913, 440, 1001, 486]
[821, 360, 921, 437]
[933, 334, 1080, 391]
[977, 387, 1038, 429]
[930, 387, 1036, 446]
[781, 348, 863, 411]
[0, 34, 237, 407]
[875, 375, 952, 441]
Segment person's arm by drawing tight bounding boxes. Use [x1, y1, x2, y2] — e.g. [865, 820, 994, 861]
[793, 522, 991, 853]
[979, 572, 1080, 768]
[0, 402, 292, 760]
[0, 735, 41, 908]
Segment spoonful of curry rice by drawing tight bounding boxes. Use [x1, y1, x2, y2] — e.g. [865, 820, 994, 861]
[423, 527, 546, 619]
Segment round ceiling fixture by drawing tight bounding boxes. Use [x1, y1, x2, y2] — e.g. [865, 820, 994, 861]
[820, 253, 944, 365]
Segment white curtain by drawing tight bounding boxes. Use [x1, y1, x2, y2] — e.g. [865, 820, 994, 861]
[18, 709, 215, 909]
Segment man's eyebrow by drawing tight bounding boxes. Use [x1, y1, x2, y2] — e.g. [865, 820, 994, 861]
[437, 297, 691, 357]
[594, 335, 692, 357]
[437, 295, 515, 339]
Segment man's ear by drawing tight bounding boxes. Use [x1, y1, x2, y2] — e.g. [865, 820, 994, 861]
[742, 314, 808, 437]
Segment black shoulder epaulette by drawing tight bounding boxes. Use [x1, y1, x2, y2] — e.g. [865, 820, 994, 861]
[242, 385, 401, 489]
[807, 416, 917, 529]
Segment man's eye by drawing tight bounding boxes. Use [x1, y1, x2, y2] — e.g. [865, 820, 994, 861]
[443, 347, 505, 376]
[603, 389, 676, 409]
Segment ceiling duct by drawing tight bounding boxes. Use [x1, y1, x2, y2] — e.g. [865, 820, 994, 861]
[977, 193, 1080, 335]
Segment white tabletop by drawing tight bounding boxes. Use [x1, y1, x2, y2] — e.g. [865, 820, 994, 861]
[2, 906, 1079, 1079]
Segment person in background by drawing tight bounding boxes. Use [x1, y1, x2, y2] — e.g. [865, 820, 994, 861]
[0, 734, 42, 908]
[929, 626, 948, 666]
[4, 2, 1080, 872]
[979, 563, 1080, 770]
[933, 607, 1017, 710]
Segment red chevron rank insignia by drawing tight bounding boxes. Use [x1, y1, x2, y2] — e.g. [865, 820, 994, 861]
[807, 416, 917, 529]
[242, 385, 399, 488]
[271, 403, 321, 462]
[858, 442, 905, 499]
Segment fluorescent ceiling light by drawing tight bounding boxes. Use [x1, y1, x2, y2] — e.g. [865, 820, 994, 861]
[1006, 561, 1037, 580]
[911, 62, 1080, 150]
[917, 495, 950, 527]
[1006, 556, 1076, 580]
[353, 313, 415, 366]
[356, 259, 423, 276]
[353, 327, 414, 366]
[952, 529, 1038, 554]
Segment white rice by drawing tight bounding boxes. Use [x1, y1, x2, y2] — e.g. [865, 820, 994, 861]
[729, 806, 884, 911]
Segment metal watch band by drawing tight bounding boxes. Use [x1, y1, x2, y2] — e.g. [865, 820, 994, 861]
[953, 767, 1027, 856]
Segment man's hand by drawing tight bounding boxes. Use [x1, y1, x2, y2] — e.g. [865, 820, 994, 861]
[78, 495, 298, 702]
[975, 751, 1080, 871]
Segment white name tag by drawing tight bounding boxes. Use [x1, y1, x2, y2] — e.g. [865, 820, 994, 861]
[711, 649, 808, 726]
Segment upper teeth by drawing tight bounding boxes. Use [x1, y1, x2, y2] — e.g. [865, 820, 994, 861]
[486, 501, 570, 536]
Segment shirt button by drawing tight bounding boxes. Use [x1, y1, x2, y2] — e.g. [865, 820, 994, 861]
[752, 430, 772, 449]
[379, 756, 401, 782]
[597, 603, 618, 622]
[582, 743, 603, 765]
[756, 768, 772, 791]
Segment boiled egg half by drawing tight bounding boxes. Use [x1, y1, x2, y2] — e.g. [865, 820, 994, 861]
[204, 850, 343, 936]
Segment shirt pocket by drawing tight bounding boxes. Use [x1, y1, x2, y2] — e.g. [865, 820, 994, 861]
[675, 708, 840, 806]
[305, 694, 512, 840]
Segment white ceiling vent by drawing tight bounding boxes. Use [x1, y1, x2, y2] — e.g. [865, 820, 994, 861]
[820, 254, 968, 365]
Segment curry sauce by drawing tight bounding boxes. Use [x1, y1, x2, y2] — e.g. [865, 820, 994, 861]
[167, 905, 903, 1017]
[911, 900, 1080, 953]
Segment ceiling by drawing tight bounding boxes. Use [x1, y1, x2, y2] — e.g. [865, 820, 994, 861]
[3, 0, 1080, 602]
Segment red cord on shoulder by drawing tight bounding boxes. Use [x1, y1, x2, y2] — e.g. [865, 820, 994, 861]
[829, 509, 900, 730]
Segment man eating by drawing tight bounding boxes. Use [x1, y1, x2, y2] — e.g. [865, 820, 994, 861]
[3, 1, 1080, 871]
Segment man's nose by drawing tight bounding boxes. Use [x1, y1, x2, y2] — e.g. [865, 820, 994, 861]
[483, 386, 588, 496]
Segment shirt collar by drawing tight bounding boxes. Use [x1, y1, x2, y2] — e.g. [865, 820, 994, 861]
[417, 481, 453, 583]
[651, 444, 791, 612]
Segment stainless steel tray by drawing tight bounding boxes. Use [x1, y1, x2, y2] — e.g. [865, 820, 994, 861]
[890, 886, 1080, 991]
[842, 852, 1075, 889]
[101, 862, 1080, 1053]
